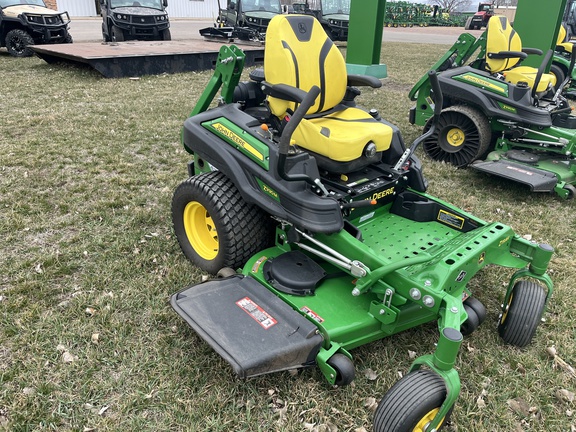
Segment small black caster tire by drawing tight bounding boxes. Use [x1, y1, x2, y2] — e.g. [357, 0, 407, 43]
[498, 281, 546, 348]
[562, 184, 576, 199]
[460, 304, 480, 336]
[216, 267, 237, 279]
[327, 353, 355, 387]
[374, 370, 449, 432]
[464, 296, 487, 325]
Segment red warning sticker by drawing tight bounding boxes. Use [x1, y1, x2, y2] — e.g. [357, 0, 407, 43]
[301, 306, 324, 323]
[236, 297, 278, 329]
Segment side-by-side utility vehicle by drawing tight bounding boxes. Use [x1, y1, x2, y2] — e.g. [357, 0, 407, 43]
[100, 0, 170, 42]
[0, 0, 72, 57]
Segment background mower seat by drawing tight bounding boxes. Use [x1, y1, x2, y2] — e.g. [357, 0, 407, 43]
[556, 23, 573, 54]
[264, 14, 394, 170]
[485, 16, 556, 93]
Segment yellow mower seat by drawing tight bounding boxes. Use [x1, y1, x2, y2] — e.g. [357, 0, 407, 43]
[264, 14, 393, 163]
[485, 16, 556, 93]
[556, 24, 573, 54]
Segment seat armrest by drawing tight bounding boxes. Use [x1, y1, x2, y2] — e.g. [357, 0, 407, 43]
[347, 74, 382, 88]
[487, 50, 528, 60]
[522, 47, 543, 56]
[260, 81, 308, 103]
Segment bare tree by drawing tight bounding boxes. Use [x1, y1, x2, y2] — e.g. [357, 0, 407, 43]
[428, 0, 473, 13]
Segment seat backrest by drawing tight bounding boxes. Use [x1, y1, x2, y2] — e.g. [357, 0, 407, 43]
[264, 14, 347, 117]
[485, 15, 522, 73]
[557, 23, 568, 45]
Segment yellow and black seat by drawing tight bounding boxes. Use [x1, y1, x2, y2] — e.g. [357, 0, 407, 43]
[485, 15, 556, 93]
[556, 23, 573, 54]
[263, 14, 394, 172]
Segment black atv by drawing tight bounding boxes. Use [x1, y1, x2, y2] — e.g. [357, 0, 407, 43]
[100, 0, 170, 42]
[0, 0, 72, 58]
[291, 0, 350, 41]
[200, 0, 282, 43]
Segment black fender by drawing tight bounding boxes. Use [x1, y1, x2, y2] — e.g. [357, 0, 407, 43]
[182, 104, 344, 234]
[438, 66, 553, 128]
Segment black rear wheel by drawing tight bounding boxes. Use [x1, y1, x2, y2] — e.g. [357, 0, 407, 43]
[423, 105, 492, 167]
[374, 370, 449, 432]
[550, 63, 566, 89]
[172, 171, 273, 274]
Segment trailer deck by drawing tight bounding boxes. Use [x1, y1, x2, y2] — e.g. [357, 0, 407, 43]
[31, 40, 264, 78]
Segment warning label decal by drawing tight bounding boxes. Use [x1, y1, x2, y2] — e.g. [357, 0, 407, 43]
[301, 306, 325, 323]
[236, 297, 278, 329]
[437, 209, 465, 230]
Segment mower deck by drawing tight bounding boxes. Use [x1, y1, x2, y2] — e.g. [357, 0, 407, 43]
[172, 191, 524, 379]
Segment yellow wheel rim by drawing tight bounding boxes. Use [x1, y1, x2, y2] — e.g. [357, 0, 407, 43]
[183, 201, 218, 260]
[500, 293, 514, 325]
[413, 408, 444, 432]
[446, 128, 465, 147]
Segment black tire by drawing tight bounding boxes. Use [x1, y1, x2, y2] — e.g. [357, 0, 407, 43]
[563, 184, 576, 199]
[374, 370, 448, 432]
[460, 304, 480, 336]
[423, 105, 492, 167]
[171, 171, 273, 274]
[216, 267, 237, 279]
[327, 353, 355, 387]
[63, 34, 73, 44]
[102, 23, 111, 42]
[464, 296, 487, 325]
[111, 25, 125, 42]
[5, 29, 35, 57]
[161, 28, 171, 41]
[498, 281, 546, 348]
[550, 63, 566, 89]
[464, 17, 472, 30]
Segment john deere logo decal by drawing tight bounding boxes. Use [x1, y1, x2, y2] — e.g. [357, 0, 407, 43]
[203, 118, 270, 170]
[454, 73, 508, 96]
[211, 122, 263, 161]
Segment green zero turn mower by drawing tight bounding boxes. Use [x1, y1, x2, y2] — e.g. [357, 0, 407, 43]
[170, 14, 554, 432]
[551, 23, 576, 98]
[410, 15, 576, 199]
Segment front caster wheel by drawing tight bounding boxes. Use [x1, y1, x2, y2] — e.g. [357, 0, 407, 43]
[498, 281, 546, 347]
[327, 353, 355, 387]
[172, 171, 272, 274]
[461, 296, 487, 335]
[374, 370, 449, 432]
[562, 184, 576, 199]
[460, 304, 480, 336]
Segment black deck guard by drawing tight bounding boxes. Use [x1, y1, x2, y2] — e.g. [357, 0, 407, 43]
[471, 159, 558, 192]
[171, 275, 324, 378]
